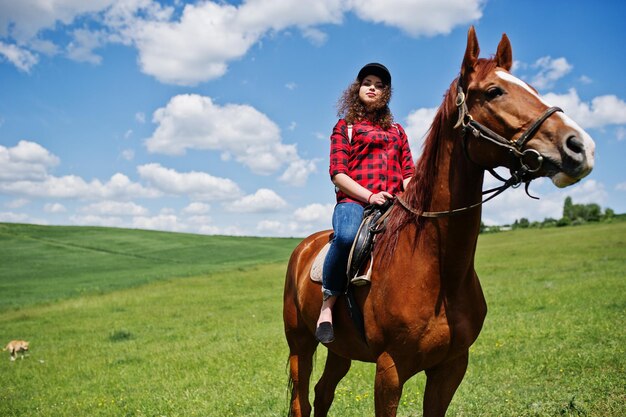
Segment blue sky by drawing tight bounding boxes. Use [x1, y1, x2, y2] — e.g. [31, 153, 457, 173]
[1, 0, 625, 237]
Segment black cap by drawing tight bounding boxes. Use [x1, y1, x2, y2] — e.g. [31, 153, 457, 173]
[357, 62, 391, 86]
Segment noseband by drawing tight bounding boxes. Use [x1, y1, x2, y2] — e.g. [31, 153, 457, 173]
[397, 79, 563, 218]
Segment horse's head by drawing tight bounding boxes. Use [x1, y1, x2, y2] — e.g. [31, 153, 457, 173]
[458, 27, 595, 187]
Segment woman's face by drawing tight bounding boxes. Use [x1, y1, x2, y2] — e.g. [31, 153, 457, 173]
[358, 75, 385, 107]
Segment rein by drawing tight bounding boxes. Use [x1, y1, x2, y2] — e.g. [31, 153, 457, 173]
[398, 80, 563, 218]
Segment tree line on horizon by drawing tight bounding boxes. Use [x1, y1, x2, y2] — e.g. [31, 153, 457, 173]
[481, 196, 619, 233]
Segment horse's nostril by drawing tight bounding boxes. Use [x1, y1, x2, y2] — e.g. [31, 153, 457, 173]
[566, 135, 584, 154]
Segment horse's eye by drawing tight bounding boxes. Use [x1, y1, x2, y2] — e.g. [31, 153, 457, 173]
[485, 86, 504, 100]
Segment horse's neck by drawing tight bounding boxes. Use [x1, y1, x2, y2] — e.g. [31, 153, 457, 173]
[428, 123, 485, 280]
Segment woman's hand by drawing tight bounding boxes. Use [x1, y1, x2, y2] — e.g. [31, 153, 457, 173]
[368, 191, 393, 205]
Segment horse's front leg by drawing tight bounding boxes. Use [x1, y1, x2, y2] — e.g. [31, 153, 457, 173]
[423, 351, 469, 417]
[374, 352, 404, 417]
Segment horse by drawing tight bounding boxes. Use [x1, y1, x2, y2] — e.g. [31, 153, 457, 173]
[283, 26, 595, 417]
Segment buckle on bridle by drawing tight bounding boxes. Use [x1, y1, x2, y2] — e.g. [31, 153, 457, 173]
[455, 90, 465, 107]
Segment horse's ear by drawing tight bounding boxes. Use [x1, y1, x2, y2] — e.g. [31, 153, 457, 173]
[461, 26, 480, 80]
[495, 33, 513, 70]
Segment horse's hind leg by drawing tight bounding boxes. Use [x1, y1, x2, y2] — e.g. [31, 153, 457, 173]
[313, 350, 351, 417]
[286, 326, 318, 417]
[422, 351, 469, 417]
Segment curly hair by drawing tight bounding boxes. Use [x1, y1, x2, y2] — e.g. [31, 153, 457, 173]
[336, 79, 394, 130]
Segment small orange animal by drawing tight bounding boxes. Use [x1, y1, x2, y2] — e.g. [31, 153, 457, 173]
[4, 340, 29, 361]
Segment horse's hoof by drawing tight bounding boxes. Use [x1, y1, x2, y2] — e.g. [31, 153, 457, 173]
[315, 322, 335, 343]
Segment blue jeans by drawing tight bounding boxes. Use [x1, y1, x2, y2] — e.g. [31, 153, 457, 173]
[322, 202, 364, 297]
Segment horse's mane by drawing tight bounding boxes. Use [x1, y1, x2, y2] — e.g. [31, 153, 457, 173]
[375, 58, 498, 261]
[373, 82, 455, 261]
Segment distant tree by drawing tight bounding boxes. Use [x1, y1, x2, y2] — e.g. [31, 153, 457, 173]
[584, 203, 602, 222]
[542, 218, 558, 228]
[603, 208, 615, 221]
[518, 217, 530, 228]
[563, 196, 575, 220]
[557, 217, 571, 227]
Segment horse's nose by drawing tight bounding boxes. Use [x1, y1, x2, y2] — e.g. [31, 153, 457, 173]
[565, 135, 585, 163]
[561, 130, 595, 177]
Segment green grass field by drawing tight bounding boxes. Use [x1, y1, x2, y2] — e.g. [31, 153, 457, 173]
[0, 223, 300, 312]
[0, 221, 624, 416]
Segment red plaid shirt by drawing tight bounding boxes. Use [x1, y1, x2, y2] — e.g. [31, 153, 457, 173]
[329, 119, 415, 205]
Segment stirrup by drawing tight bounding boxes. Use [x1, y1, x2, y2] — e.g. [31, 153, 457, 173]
[350, 275, 370, 286]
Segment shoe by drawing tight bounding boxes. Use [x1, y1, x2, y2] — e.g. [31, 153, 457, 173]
[315, 321, 335, 343]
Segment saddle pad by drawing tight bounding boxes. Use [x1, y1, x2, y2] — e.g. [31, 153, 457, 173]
[310, 243, 330, 283]
[310, 242, 374, 284]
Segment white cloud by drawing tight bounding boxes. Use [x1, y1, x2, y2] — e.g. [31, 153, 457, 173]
[293, 203, 334, 224]
[131, 214, 186, 233]
[405, 107, 438, 159]
[530, 56, 572, 89]
[123, 0, 340, 84]
[256, 219, 301, 236]
[146, 94, 310, 177]
[120, 149, 135, 160]
[237, 0, 344, 32]
[69, 211, 190, 233]
[300, 27, 328, 46]
[137, 163, 242, 200]
[0, 0, 116, 41]
[182, 202, 211, 215]
[348, 0, 483, 37]
[0, 0, 484, 83]
[0, 41, 38, 71]
[185, 215, 212, 226]
[5, 198, 29, 209]
[69, 214, 125, 228]
[254, 203, 334, 237]
[66, 28, 105, 64]
[0, 140, 60, 181]
[279, 159, 318, 187]
[0, 172, 160, 200]
[130, 2, 255, 85]
[198, 223, 247, 236]
[228, 188, 287, 213]
[135, 112, 146, 123]
[616, 182, 626, 192]
[44, 203, 66, 213]
[78, 201, 149, 216]
[543, 89, 626, 129]
[0, 211, 35, 223]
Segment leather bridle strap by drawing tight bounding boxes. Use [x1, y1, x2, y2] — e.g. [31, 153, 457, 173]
[396, 80, 563, 219]
[513, 105, 563, 149]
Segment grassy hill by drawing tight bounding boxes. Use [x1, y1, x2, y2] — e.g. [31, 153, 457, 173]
[0, 223, 300, 311]
[0, 221, 624, 416]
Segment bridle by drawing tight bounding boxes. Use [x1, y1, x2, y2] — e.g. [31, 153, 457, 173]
[397, 78, 563, 218]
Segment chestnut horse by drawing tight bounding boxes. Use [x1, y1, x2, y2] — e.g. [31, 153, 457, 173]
[283, 27, 595, 417]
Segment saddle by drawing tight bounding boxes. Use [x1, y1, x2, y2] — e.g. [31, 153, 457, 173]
[309, 200, 394, 286]
[346, 199, 394, 285]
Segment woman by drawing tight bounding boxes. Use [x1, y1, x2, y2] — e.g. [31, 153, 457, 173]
[316, 63, 414, 343]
